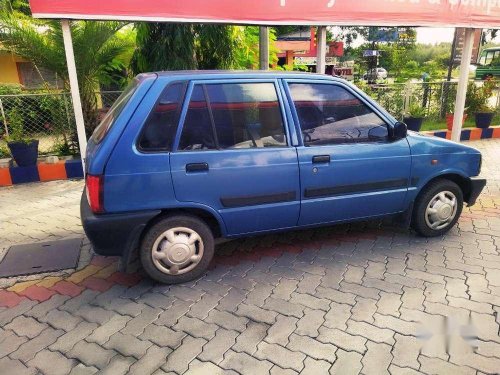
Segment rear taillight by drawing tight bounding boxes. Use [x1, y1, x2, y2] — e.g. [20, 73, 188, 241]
[86, 174, 104, 213]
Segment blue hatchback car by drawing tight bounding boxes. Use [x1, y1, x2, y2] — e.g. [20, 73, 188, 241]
[81, 71, 486, 284]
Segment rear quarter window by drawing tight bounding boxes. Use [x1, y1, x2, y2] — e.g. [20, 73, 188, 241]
[91, 79, 139, 144]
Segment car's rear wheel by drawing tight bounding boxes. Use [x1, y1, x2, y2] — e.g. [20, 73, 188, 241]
[412, 179, 463, 237]
[140, 215, 214, 284]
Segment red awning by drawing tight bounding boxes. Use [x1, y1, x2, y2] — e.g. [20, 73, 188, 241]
[29, 0, 500, 28]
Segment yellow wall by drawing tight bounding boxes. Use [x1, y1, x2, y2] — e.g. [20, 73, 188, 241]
[0, 52, 23, 85]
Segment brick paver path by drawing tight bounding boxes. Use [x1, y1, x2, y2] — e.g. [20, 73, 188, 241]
[1, 139, 499, 375]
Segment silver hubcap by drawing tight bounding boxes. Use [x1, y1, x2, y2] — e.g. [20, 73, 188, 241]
[151, 227, 204, 275]
[425, 191, 458, 230]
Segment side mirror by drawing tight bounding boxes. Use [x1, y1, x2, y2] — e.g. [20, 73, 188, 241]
[391, 121, 407, 140]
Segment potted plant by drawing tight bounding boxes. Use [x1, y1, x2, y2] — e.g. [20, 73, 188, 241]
[5, 108, 39, 167]
[403, 104, 426, 132]
[474, 103, 495, 129]
[446, 113, 468, 131]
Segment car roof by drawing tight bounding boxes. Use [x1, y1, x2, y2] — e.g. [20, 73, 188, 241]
[137, 70, 344, 82]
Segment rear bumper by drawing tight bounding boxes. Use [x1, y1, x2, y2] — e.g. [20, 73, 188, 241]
[80, 191, 160, 256]
[466, 177, 486, 206]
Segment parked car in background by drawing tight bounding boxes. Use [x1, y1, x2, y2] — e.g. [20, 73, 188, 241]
[475, 47, 500, 80]
[81, 71, 485, 284]
[363, 67, 388, 82]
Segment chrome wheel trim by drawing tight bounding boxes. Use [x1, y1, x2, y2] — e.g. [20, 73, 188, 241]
[424, 191, 458, 231]
[151, 227, 204, 275]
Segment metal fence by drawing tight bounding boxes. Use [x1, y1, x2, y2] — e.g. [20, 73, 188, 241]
[0, 91, 121, 157]
[360, 80, 500, 120]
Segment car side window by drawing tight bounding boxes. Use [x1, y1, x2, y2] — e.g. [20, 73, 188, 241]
[288, 82, 389, 146]
[138, 82, 186, 151]
[178, 82, 287, 150]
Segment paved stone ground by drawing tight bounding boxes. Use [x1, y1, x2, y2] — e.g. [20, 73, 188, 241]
[0, 139, 499, 375]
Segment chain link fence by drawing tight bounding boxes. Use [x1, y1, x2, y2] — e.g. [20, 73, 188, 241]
[0, 91, 121, 158]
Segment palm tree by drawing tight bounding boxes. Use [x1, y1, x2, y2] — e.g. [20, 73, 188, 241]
[0, 5, 133, 134]
[130, 23, 239, 74]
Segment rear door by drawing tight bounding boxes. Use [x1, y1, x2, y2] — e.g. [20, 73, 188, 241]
[170, 79, 300, 235]
[285, 79, 411, 226]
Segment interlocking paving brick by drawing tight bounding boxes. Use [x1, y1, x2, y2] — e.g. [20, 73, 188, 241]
[121, 306, 161, 336]
[295, 308, 324, 337]
[198, 328, 238, 364]
[10, 327, 64, 362]
[0, 357, 36, 375]
[67, 340, 117, 369]
[0, 299, 37, 326]
[50, 321, 98, 354]
[418, 355, 476, 375]
[74, 304, 115, 325]
[99, 355, 135, 375]
[186, 359, 237, 375]
[139, 324, 186, 349]
[155, 300, 192, 326]
[255, 341, 306, 372]
[0, 333, 27, 358]
[205, 308, 249, 332]
[287, 333, 337, 362]
[392, 334, 421, 369]
[351, 297, 377, 323]
[86, 314, 131, 345]
[373, 313, 419, 336]
[377, 291, 402, 317]
[346, 320, 395, 345]
[289, 291, 330, 311]
[220, 350, 273, 375]
[329, 349, 362, 375]
[41, 308, 82, 331]
[28, 349, 76, 375]
[4, 316, 46, 338]
[361, 341, 393, 375]
[233, 321, 269, 355]
[317, 326, 367, 354]
[265, 315, 298, 346]
[104, 332, 152, 359]
[262, 297, 305, 318]
[236, 302, 277, 325]
[128, 345, 171, 375]
[173, 315, 218, 340]
[68, 363, 98, 375]
[161, 336, 206, 373]
[187, 292, 222, 319]
[323, 302, 352, 330]
[25, 294, 70, 319]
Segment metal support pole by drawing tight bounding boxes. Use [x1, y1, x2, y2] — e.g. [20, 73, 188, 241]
[0, 98, 8, 137]
[259, 27, 269, 70]
[61, 20, 87, 171]
[451, 28, 475, 143]
[316, 26, 327, 74]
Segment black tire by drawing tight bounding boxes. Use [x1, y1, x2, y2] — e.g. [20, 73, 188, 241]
[411, 179, 464, 237]
[140, 214, 215, 284]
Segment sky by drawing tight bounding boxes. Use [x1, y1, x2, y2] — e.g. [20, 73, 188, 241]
[417, 27, 455, 44]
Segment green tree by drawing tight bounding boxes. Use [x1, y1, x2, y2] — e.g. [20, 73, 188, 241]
[131, 23, 240, 73]
[0, 6, 133, 133]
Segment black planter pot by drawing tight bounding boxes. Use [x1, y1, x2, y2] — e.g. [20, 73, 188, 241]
[403, 117, 424, 132]
[7, 140, 39, 167]
[474, 112, 494, 129]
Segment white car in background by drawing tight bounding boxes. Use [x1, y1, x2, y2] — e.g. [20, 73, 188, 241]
[363, 67, 388, 82]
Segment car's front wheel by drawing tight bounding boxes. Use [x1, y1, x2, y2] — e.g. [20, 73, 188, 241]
[140, 215, 214, 284]
[412, 179, 463, 237]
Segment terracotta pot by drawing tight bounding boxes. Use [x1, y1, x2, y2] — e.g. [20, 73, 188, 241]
[446, 113, 468, 131]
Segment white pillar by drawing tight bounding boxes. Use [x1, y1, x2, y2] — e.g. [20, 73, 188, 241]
[451, 28, 475, 143]
[61, 20, 87, 171]
[316, 26, 327, 74]
[259, 27, 269, 70]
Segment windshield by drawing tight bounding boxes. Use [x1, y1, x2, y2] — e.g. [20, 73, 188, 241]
[478, 49, 500, 66]
[90, 79, 139, 143]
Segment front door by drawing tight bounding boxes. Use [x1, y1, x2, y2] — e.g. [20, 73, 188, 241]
[170, 80, 300, 235]
[285, 80, 411, 226]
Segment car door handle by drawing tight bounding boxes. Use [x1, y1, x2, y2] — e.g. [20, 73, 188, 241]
[312, 155, 330, 164]
[186, 163, 209, 172]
